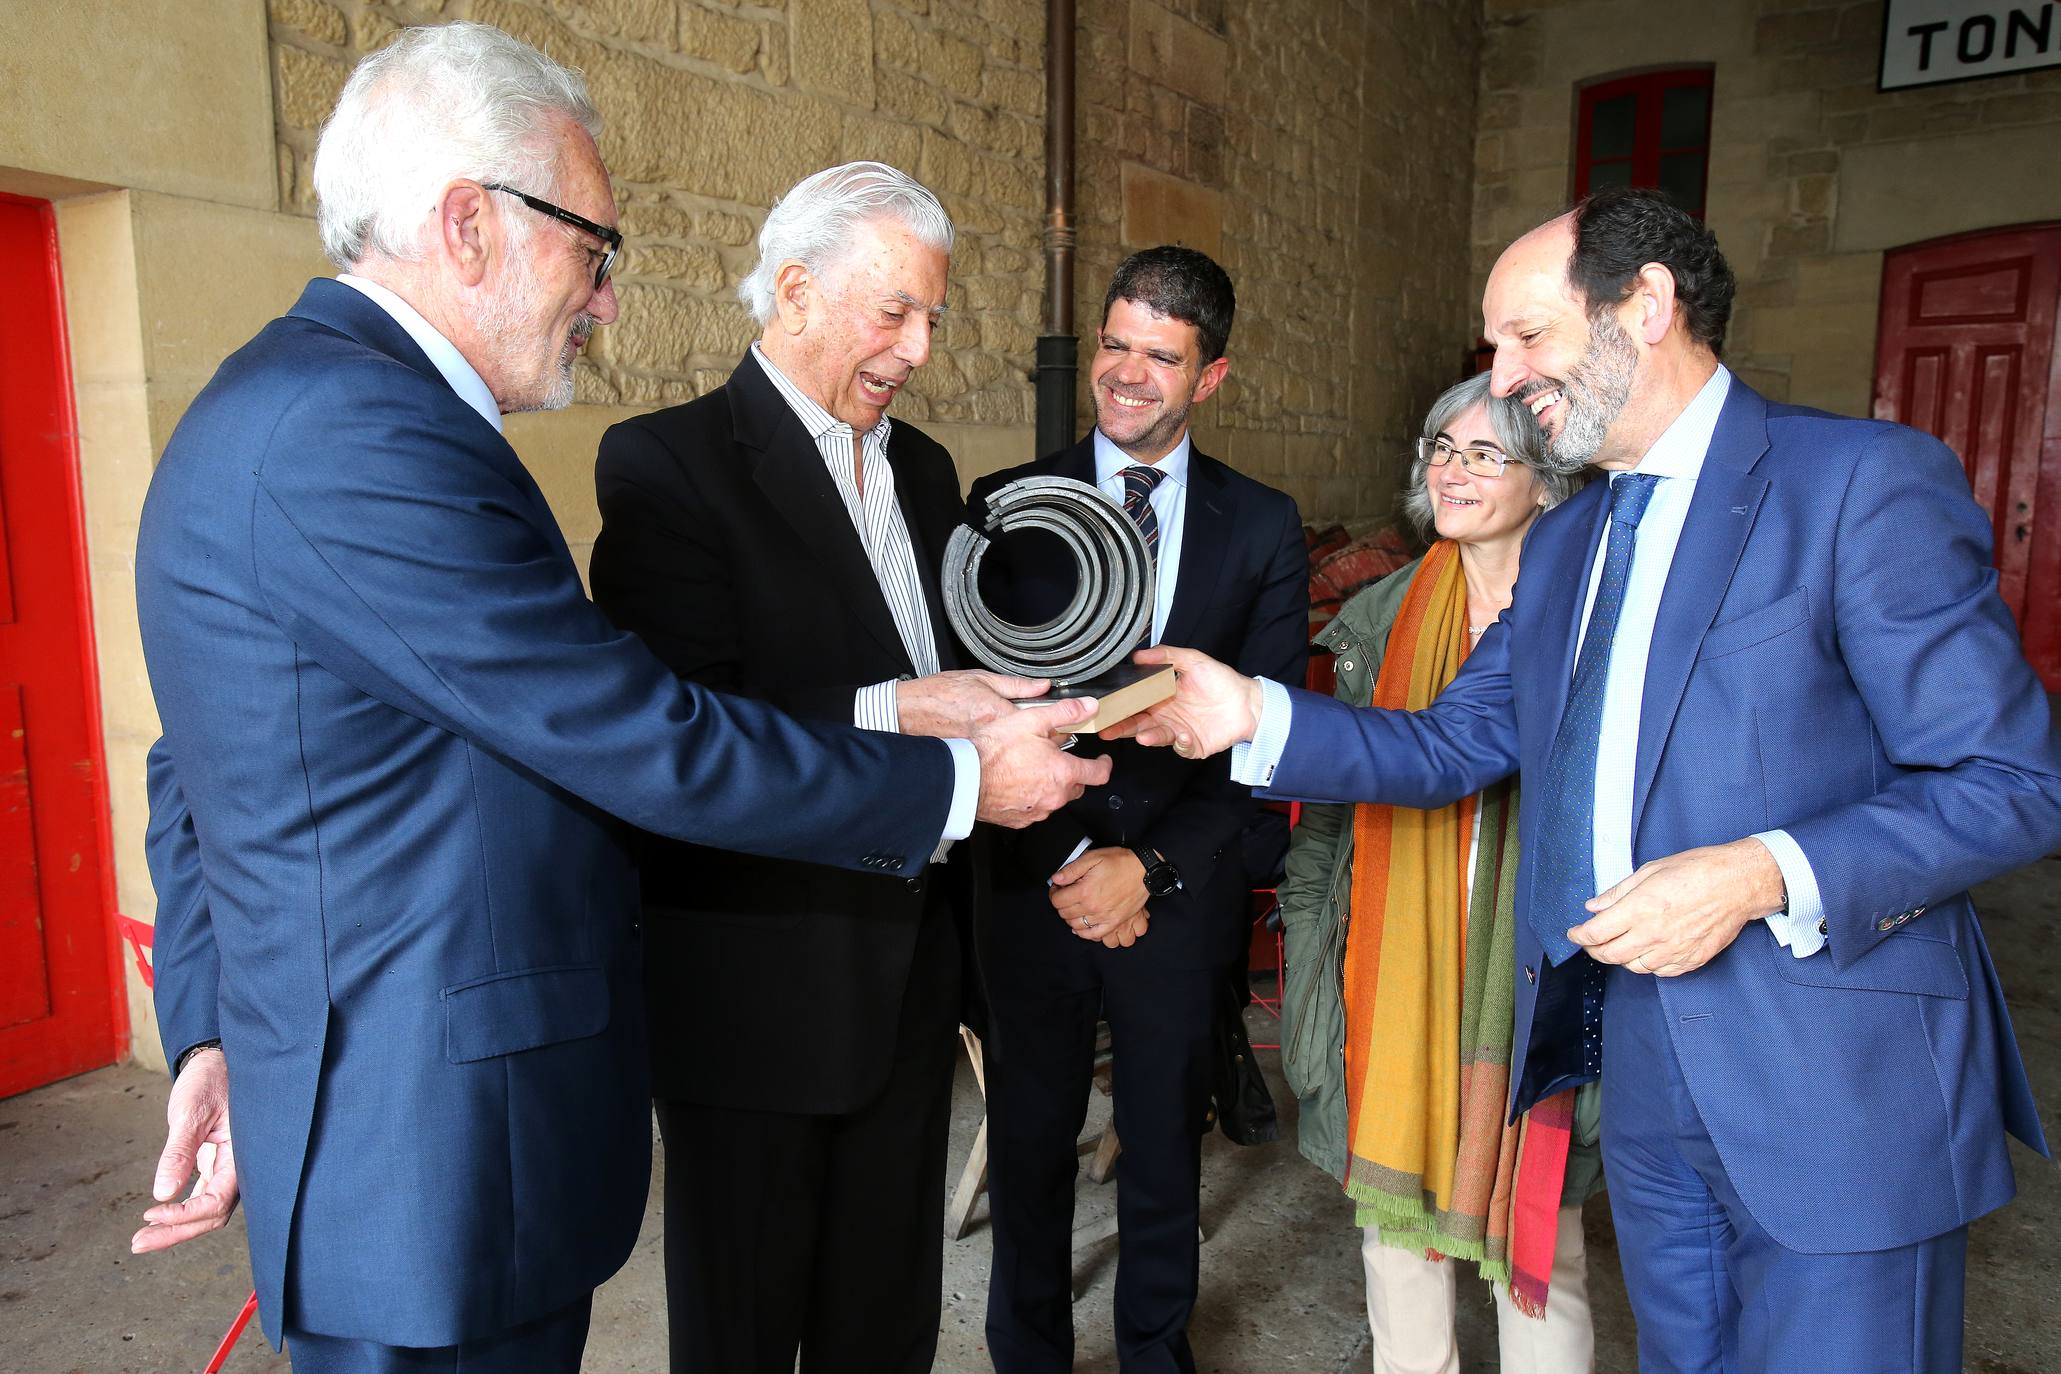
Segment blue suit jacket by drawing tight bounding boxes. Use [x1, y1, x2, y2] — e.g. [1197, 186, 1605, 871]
[1268, 381, 2059, 1254]
[135, 280, 955, 1346]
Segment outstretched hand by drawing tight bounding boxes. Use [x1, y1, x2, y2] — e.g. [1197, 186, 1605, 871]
[897, 669, 1047, 738]
[972, 696, 1113, 827]
[1097, 646, 1262, 760]
[132, 1047, 239, 1254]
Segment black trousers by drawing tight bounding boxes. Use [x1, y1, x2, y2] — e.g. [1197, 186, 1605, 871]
[653, 883, 960, 1374]
[983, 949, 1221, 1374]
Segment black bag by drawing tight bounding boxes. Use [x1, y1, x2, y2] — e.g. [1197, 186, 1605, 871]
[1207, 963, 1278, 1146]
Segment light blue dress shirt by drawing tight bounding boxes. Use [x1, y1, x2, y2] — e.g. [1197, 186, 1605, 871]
[1053, 429, 1193, 876]
[1093, 427, 1190, 646]
[334, 277, 979, 845]
[1236, 365, 1824, 956]
[339, 275, 504, 433]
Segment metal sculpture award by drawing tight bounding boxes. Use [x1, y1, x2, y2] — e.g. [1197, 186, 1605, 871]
[941, 475, 1177, 734]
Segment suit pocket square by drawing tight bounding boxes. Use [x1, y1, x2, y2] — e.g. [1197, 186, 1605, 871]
[1700, 587, 1810, 661]
[442, 962, 610, 1062]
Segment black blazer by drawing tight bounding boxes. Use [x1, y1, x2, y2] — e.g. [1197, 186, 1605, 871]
[591, 353, 978, 1113]
[968, 438, 1308, 971]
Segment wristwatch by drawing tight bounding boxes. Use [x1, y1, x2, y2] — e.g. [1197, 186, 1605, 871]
[1131, 845, 1180, 898]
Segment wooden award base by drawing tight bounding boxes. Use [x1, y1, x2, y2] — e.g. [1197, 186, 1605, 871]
[1016, 662, 1177, 735]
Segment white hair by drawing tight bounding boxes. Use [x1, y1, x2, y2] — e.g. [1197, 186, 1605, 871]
[738, 161, 954, 324]
[313, 21, 603, 270]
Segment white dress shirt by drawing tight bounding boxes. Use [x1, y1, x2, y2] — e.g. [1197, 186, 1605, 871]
[331, 284, 974, 850]
[1236, 364, 1824, 955]
[750, 343, 970, 858]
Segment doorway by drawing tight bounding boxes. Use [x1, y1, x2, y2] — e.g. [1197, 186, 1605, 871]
[1873, 223, 2061, 690]
[0, 193, 124, 1096]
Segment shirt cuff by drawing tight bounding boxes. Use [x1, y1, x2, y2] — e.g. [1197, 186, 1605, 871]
[855, 680, 901, 732]
[1229, 677, 1293, 787]
[1753, 829, 1826, 958]
[940, 738, 978, 842]
[1047, 836, 1093, 885]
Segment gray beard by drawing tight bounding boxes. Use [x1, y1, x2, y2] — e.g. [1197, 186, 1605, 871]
[1540, 313, 1639, 474]
[476, 230, 584, 415]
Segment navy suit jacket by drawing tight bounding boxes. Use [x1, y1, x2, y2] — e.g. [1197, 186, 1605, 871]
[1268, 381, 2059, 1254]
[970, 439, 1307, 971]
[135, 280, 954, 1345]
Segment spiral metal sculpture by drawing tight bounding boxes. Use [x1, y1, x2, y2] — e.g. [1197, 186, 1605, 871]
[942, 475, 1153, 686]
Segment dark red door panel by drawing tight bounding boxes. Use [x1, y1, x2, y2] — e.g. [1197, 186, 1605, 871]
[1875, 224, 2061, 690]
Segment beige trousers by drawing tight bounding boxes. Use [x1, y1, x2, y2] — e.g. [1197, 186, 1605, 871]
[1359, 1204, 1594, 1374]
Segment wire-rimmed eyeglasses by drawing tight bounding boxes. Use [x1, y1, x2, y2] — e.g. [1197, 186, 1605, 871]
[483, 182, 622, 292]
[1415, 436, 1512, 478]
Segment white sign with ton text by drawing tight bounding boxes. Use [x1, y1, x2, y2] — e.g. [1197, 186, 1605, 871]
[1881, 0, 2061, 89]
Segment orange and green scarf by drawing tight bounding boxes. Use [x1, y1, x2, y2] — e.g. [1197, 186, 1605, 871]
[1341, 539, 1575, 1316]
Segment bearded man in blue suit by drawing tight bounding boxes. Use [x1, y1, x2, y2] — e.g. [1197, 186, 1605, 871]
[1116, 188, 2059, 1371]
[125, 23, 1105, 1373]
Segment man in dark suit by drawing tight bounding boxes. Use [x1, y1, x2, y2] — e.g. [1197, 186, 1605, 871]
[588, 161, 1026, 1374]
[127, 30, 1103, 1373]
[1117, 190, 2061, 1372]
[971, 247, 1308, 1373]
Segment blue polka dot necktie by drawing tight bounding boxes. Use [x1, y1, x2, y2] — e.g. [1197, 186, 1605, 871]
[1528, 472, 1662, 966]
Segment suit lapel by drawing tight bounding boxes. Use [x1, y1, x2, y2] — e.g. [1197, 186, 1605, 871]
[1050, 439, 1097, 485]
[1526, 485, 1611, 753]
[1630, 385, 1772, 836]
[1160, 451, 1231, 650]
[891, 440, 961, 671]
[731, 357, 910, 670]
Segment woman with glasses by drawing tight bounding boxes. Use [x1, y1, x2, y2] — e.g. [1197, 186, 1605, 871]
[1279, 371, 1600, 1374]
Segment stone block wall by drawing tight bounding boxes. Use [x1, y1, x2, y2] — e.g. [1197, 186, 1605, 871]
[268, 0, 1486, 520]
[269, 0, 1046, 431]
[1076, 0, 1483, 518]
[1473, 0, 2061, 418]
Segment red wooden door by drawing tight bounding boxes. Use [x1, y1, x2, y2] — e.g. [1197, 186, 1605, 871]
[1874, 224, 2061, 690]
[0, 193, 124, 1097]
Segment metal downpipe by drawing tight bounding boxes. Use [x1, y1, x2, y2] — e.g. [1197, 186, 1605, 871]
[1035, 0, 1077, 460]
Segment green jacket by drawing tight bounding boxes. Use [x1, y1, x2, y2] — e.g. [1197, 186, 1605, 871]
[1276, 558, 1602, 1200]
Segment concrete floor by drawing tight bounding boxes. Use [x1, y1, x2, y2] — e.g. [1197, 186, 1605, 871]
[5, 853, 2057, 1373]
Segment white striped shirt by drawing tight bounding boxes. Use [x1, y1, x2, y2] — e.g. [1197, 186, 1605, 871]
[750, 343, 953, 860]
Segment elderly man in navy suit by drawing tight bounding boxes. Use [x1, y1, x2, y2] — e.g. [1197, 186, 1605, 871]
[126, 22, 1104, 1373]
[1113, 189, 2059, 1371]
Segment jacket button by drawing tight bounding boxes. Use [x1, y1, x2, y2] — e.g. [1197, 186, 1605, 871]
[1877, 917, 1894, 932]
[1524, 966, 1536, 984]
[906, 877, 922, 891]
[1339, 660, 1354, 672]
[1107, 795, 1123, 810]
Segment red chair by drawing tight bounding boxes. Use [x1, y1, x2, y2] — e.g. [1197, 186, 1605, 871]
[1246, 800, 1301, 1051]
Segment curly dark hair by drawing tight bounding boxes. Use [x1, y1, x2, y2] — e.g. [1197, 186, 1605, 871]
[1101, 245, 1236, 363]
[1567, 187, 1735, 356]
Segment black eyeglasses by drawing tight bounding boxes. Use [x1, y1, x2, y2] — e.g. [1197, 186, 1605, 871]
[1415, 436, 1512, 478]
[483, 182, 621, 291]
